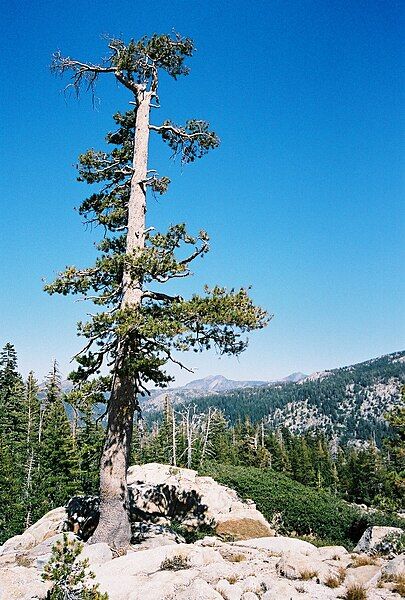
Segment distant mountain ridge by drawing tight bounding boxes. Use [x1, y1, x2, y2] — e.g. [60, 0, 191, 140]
[43, 351, 405, 445]
[143, 351, 405, 445]
[183, 374, 268, 392]
[141, 372, 307, 412]
[41, 372, 306, 407]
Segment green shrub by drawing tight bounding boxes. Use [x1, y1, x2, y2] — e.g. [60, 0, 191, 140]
[170, 521, 215, 543]
[42, 533, 108, 599]
[201, 463, 404, 548]
[160, 554, 190, 571]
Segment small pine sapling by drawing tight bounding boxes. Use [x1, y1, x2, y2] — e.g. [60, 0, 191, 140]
[42, 533, 108, 599]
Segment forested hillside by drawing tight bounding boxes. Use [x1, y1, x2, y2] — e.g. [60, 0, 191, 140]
[1, 342, 403, 546]
[156, 351, 404, 445]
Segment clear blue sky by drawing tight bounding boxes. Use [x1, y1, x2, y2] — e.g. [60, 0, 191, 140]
[0, 0, 403, 384]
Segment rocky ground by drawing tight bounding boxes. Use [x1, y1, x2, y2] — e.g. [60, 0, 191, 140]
[0, 464, 403, 600]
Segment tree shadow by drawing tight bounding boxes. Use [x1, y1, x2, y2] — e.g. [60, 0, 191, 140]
[64, 496, 100, 541]
[129, 483, 208, 524]
[64, 484, 210, 543]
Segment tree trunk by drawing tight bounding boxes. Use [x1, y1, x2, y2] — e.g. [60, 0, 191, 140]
[200, 407, 212, 467]
[186, 408, 193, 469]
[25, 450, 34, 529]
[91, 88, 152, 549]
[90, 372, 135, 547]
[172, 407, 177, 467]
[71, 406, 78, 449]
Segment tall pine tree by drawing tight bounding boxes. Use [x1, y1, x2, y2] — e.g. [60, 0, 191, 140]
[47, 33, 268, 548]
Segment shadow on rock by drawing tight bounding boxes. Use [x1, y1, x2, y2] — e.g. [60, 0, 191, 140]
[64, 485, 210, 544]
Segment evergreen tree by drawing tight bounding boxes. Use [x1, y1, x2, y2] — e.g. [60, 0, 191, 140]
[154, 396, 176, 465]
[33, 363, 79, 521]
[0, 342, 25, 441]
[76, 411, 104, 496]
[380, 393, 405, 508]
[204, 409, 234, 464]
[384, 388, 405, 473]
[65, 380, 107, 495]
[23, 371, 41, 528]
[0, 437, 24, 543]
[0, 343, 19, 392]
[266, 429, 292, 473]
[47, 33, 268, 548]
[0, 343, 26, 541]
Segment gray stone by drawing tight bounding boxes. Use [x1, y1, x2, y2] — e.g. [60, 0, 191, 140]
[0, 507, 66, 557]
[353, 526, 404, 556]
[215, 578, 243, 600]
[381, 553, 405, 578]
[262, 580, 303, 600]
[317, 545, 349, 561]
[176, 578, 223, 600]
[241, 575, 263, 594]
[80, 542, 113, 565]
[234, 536, 318, 556]
[345, 564, 381, 587]
[127, 463, 274, 540]
[131, 522, 184, 551]
[0, 565, 51, 600]
[34, 553, 51, 570]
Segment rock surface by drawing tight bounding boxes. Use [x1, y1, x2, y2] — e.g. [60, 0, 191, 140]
[127, 463, 275, 540]
[15, 463, 273, 544]
[0, 465, 403, 600]
[381, 553, 405, 577]
[0, 507, 65, 557]
[0, 565, 50, 600]
[0, 529, 403, 600]
[353, 526, 404, 556]
[234, 535, 318, 555]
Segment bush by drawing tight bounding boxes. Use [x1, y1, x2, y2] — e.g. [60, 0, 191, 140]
[381, 573, 405, 596]
[170, 520, 215, 543]
[42, 533, 108, 600]
[160, 554, 190, 571]
[343, 583, 367, 600]
[201, 463, 405, 548]
[299, 569, 318, 580]
[324, 568, 346, 588]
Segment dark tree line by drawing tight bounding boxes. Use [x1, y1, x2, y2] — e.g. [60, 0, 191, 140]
[134, 396, 404, 512]
[0, 343, 103, 544]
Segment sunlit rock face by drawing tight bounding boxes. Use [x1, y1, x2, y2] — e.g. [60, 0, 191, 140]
[0, 465, 403, 600]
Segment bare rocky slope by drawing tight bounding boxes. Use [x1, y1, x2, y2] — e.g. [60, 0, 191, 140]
[0, 464, 404, 600]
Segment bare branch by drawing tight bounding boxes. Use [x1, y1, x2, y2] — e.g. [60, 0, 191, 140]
[179, 241, 209, 266]
[142, 290, 183, 303]
[149, 124, 202, 138]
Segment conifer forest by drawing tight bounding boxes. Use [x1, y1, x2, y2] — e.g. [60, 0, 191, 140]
[0, 342, 403, 546]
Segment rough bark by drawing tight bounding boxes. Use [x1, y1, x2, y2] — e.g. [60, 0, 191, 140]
[91, 88, 152, 548]
[90, 372, 135, 547]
